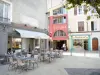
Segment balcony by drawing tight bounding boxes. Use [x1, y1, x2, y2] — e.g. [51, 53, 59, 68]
[53, 16, 66, 24]
[53, 7, 63, 15]
[0, 1, 11, 23]
[53, 7, 67, 16]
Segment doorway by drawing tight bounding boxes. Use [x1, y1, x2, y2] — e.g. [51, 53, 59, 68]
[53, 40, 67, 51]
[92, 38, 98, 51]
[84, 40, 88, 50]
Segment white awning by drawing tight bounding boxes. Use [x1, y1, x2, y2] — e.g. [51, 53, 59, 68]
[15, 29, 49, 39]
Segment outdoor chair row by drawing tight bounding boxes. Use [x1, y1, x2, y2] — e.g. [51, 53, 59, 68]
[40, 49, 63, 62]
[7, 49, 63, 72]
[8, 54, 39, 72]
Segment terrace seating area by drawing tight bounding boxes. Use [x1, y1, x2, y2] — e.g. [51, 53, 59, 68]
[3, 49, 63, 73]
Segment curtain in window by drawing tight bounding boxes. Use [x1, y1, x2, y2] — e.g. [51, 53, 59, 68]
[78, 21, 84, 31]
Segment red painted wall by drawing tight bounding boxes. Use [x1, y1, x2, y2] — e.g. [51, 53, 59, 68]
[49, 14, 68, 40]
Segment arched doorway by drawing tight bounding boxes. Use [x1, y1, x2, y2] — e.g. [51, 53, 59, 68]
[92, 38, 98, 51]
[53, 30, 67, 51]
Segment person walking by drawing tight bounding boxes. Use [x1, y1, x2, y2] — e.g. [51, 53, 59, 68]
[62, 43, 66, 51]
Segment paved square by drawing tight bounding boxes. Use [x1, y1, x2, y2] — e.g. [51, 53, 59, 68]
[0, 56, 100, 75]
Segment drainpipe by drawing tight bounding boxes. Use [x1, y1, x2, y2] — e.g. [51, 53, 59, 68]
[11, 33, 13, 52]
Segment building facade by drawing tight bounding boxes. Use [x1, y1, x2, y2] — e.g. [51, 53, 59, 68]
[0, 0, 49, 55]
[48, 4, 68, 50]
[0, 0, 12, 55]
[68, 5, 100, 51]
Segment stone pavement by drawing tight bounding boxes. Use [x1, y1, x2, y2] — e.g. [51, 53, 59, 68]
[0, 56, 100, 75]
[63, 51, 100, 58]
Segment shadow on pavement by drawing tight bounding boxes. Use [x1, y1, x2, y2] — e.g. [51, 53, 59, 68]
[65, 68, 100, 75]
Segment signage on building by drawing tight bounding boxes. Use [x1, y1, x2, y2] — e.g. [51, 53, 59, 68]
[72, 36, 88, 39]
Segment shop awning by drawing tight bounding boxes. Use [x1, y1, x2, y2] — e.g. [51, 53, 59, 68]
[15, 29, 49, 39]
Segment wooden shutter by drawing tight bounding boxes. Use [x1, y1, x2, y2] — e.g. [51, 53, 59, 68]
[78, 21, 84, 31]
[74, 7, 77, 15]
[84, 5, 87, 14]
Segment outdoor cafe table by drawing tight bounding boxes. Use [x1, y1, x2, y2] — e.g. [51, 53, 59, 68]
[18, 57, 34, 70]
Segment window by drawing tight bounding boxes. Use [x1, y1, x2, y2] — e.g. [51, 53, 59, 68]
[78, 6, 82, 14]
[53, 18, 58, 24]
[91, 21, 97, 31]
[91, 21, 94, 31]
[53, 7, 63, 15]
[78, 21, 84, 31]
[53, 17, 62, 24]
[0, 2, 4, 21]
[53, 16, 66, 24]
[74, 6, 85, 15]
[54, 30, 66, 37]
[0, 1, 10, 22]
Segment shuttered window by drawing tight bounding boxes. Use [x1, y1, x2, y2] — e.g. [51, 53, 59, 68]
[78, 6, 82, 14]
[74, 6, 86, 15]
[84, 5, 87, 14]
[78, 21, 84, 31]
[74, 7, 77, 15]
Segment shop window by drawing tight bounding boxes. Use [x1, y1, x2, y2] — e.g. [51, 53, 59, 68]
[73, 39, 82, 47]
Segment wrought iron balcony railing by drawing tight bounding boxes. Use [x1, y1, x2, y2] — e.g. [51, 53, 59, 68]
[0, 17, 10, 23]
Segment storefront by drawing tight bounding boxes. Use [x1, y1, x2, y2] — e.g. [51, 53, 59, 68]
[8, 28, 49, 53]
[69, 35, 91, 51]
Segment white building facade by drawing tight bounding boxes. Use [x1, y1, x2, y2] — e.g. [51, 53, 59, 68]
[68, 5, 100, 51]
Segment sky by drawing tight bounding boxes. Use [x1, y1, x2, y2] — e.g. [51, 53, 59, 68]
[47, 0, 64, 9]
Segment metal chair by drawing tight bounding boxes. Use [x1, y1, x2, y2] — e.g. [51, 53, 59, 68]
[16, 58, 27, 72]
[8, 57, 17, 71]
[31, 55, 39, 68]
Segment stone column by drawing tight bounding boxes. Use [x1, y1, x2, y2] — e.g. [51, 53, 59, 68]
[0, 31, 8, 55]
